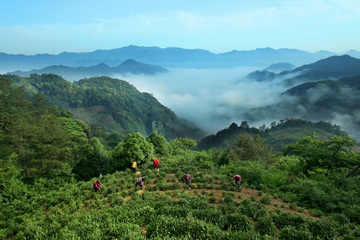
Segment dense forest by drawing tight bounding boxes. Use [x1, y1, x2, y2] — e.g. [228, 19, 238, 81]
[1, 76, 360, 239]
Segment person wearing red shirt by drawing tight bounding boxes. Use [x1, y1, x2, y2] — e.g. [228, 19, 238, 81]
[233, 174, 242, 190]
[93, 180, 102, 192]
[152, 158, 160, 171]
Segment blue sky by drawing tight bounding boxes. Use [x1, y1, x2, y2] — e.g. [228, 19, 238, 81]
[1, 0, 360, 54]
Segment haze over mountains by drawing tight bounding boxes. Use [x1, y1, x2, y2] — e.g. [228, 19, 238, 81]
[3, 45, 360, 142]
[241, 55, 360, 140]
[2, 45, 360, 73]
[9, 59, 167, 82]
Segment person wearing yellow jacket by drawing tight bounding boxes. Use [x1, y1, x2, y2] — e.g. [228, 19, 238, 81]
[131, 161, 137, 173]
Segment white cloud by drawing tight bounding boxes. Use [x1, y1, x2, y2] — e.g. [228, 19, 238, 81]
[114, 66, 289, 134]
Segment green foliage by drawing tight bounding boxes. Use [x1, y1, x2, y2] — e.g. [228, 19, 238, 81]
[272, 211, 307, 229]
[260, 194, 271, 205]
[283, 134, 357, 175]
[0, 154, 29, 202]
[104, 132, 124, 148]
[72, 137, 110, 180]
[10, 74, 203, 139]
[1, 74, 360, 239]
[255, 215, 278, 237]
[225, 213, 254, 232]
[279, 226, 313, 240]
[146, 215, 222, 239]
[116, 132, 154, 168]
[147, 131, 171, 157]
[0, 76, 89, 180]
[170, 137, 197, 152]
[232, 134, 277, 164]
[307, 218, 342, 240]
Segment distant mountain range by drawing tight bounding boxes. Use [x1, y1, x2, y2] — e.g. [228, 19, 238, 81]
[198, 54, 360, 150]
[241, 56, 360, 141]
[247, 55, 360, 87]
[9, 59, 167, 81]
[2, 45, 360, 72]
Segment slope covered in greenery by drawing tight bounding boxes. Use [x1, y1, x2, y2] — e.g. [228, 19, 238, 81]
[4, 73, 203, 140]
[2, 131, 360, 239]
[198, 118, 347, 152]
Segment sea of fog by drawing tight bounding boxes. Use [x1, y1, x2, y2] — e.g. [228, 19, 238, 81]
[113, 67, 289, 135]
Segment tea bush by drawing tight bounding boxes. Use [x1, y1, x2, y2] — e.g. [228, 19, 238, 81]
[225, 213, 254, 232]
[279, 226, 313, 240]
[146, 215, 222, 239]
[255, 215, 278, 238]
[271, 211, 307, 229]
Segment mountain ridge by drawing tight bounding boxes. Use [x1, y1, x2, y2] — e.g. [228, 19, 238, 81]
[8, 59, 167, 81]
[1, 45, 354, 72]
[247, 55, 360, 86]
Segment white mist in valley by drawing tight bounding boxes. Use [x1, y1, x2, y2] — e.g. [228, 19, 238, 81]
[113, 66, 289, 135]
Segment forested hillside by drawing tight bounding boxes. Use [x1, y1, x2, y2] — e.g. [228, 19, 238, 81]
[1, 75, 360, 239]
[4, 73, 203, 140]
[198, 119, 348, 152]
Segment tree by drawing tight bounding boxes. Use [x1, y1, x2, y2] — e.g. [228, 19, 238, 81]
[283, 134, 357, 175]
[229, 122, 238, 130]
[0, 153, 29, 201]
[239, 121, 249, 129]
[170, 137, 197, 151]
[146, 131, 171, 157]
[72, 137, 110, 180]
[105, 132, 124, 149]
[113, 132, 154, 170]
[232, 134, 277, 164]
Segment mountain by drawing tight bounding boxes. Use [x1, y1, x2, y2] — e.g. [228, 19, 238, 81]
[286, 55, 360, 81]
[345, 49, 360, 58]
[247, 70, 277, 82]
[5, 73, 204, 140]
[9, 59, 167, 81]
[247, 55, 360, 86]
[265, 62, 295, 73]
[0, 45, 339, 72]
[242, 74, 360, 140]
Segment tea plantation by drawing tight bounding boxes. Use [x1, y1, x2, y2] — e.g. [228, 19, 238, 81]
[2, 143, 360, 239]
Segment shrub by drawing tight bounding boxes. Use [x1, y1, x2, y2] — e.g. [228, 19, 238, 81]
[309, 208, 323, 217]
[271, 211, 307, 229]
[221, 230, 261, 240]
[146, 215, 222, 239]
[225, 213, 254, 232]
[209, 197, 217, 203]
[224, 195, 235, 205]
[103, 223, 145, 239]
[279, 226, 312, 240]
[157, 206, 188, 218]
[307, 218, 341, 240]
[255, 215, 278, 238]
[260, 195, 271, 205]
[239, 198, 266, 220]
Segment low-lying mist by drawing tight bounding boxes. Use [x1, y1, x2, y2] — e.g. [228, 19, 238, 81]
[113, 67, 290, 135]
[113, 67, 360, 142]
